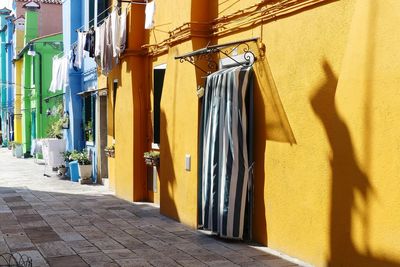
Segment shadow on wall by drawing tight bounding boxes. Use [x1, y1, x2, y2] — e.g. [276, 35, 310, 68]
[159, 110, 179, 221]
[251, 41, 298, 245]
[310, 61, 400, 267]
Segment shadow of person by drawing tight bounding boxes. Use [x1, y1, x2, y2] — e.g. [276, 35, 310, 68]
[310, 61, 373, 266]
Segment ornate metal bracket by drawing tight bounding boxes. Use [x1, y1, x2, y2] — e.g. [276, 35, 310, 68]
[175, 37, 258, 75]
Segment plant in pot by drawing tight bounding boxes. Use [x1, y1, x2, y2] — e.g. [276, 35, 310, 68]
[58, 151, 72, 178]
[70, 150, 92, 182]
[9, 141, 15, 155]
[46, 104, 67, 139]
[144, 150, 160, 166]
[104, 144, 115, 158]
[8, 141, 13, 151]
[46, 117, 64, 139]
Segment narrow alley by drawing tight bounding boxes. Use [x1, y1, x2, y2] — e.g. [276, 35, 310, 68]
[2, 1, 400, 266]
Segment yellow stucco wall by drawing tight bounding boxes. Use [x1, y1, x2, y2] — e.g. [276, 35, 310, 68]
[14, 60, 23, 143]
[150, 0, 211, 227]
[108, 0, 400, 266]
[105, 55, 148, 202]
[212, 0, 400, 266]
[146, 0, 400, 266]
[14, 29, 25, 143]
[243, 1, 354, 265]
[105, 1, 148, 202]
[158, 44, 200, 227]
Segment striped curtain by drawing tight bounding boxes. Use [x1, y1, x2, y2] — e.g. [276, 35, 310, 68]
[199, 66, 254, 239]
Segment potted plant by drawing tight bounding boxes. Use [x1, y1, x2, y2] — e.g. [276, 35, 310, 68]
[9, 141, 15, 155]
[58, 151, 72, 178]
[8, 141, 13, 151]
[62, 151, 72, 163]
[70, 149, 92, 180]
[104, 144, 115, 158]
[57, 164, 67, 178]
[45, 104, 68, 139]
[46, 118, 64, 139]
[144, 150, 160, 166]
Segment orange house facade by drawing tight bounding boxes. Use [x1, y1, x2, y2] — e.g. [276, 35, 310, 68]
[106, 1, 400, 266]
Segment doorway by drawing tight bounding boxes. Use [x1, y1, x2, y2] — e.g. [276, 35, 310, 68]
[147, 64, 166, 203]
[198, 66, 254, 240]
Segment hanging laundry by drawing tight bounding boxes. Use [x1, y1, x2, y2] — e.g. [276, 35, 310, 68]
[145, 1, 155, 29]
[102, 16, 114, 75]
[84, 29, 96, 58]
[49, 57, 59, 93]
[94, 25, 101, 66]
[49, 55, 69, 93]
[119, 9, 127, 54]
[74, 31, 87, 69]
[70, 48, 79, 71]
[97, 21, 107, 72]
[111, 9, 120, 60]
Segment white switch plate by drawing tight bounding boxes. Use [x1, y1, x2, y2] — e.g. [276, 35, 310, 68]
[185, 154, 191, 171]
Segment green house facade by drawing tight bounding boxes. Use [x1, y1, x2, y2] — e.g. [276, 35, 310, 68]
[15, 1, 63, 155]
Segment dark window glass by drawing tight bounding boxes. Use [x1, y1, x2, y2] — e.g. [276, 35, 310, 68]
[113, 80, 117, 139]
[89, 0, 95, 27]
[153, 69, 165, 144]
[97, 0, 109, 26]
[83, 95, 95, 143]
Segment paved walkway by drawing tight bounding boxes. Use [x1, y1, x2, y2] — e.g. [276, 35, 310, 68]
[0, 148, 301, 267]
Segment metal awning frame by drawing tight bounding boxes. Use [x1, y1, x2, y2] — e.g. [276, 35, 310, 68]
[77, 87, 107, 97]
[174, 37, 259, 75]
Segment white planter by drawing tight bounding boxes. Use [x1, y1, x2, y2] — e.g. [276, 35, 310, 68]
[42, 139, 66, 168]
[15, 144, 23, 158]
[79, 164, 92, 180]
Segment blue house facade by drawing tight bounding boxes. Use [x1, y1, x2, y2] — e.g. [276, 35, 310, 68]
[0, 7, 13, 145]
[63, 0, 109, 183]
[5, 13, 15, 143]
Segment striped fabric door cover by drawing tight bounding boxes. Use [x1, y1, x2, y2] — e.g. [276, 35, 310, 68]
[199, 66, 254, 239]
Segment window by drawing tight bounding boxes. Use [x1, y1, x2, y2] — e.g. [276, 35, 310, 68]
[97, 0, 109, 26]
[112, 79, 118, 139]
[153, 65, 166, 145]
[89, 0, 95, 28]
[83, 95, 96, 143]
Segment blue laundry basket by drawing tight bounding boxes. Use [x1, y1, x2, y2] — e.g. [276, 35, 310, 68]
[69, 161, 80, 182]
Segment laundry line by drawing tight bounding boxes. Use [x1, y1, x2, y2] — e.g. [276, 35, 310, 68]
[74, 0, 147, 33]
[75, 4, 119, 33]
[75, 0, 153, 33]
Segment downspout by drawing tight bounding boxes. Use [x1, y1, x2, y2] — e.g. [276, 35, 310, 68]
[36, 50, 42, 115]
[35, 49, 43, 140]
[30, 44, 42, 138]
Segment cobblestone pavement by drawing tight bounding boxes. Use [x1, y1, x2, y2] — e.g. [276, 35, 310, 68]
[0, 148, 302, 267]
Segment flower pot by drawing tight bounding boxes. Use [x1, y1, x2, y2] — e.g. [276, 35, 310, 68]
[58, 167, 67, 178]
[144, 156, 159, 166]
[79, 164, 92, 180]
[42, 139, 66, 168]
[105, 148, 115, 158]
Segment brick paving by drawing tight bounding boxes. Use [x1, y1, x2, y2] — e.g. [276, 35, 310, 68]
[0, 148, 302, 267]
